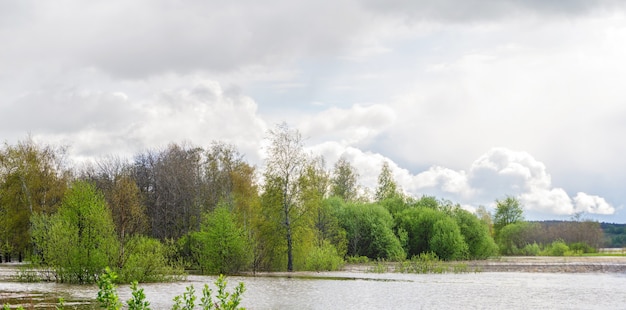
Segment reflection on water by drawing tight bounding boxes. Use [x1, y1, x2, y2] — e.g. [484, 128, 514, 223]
[2, 271, 626, 309]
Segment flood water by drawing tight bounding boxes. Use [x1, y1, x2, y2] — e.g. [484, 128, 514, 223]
[2, 271, 626, 309]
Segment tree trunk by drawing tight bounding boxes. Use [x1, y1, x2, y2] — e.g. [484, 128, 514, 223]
[286, 223, 293, 272]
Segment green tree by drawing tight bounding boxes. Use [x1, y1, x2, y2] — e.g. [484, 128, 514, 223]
[337, 202, 405, 260]
[375, 161, 399, 202]
[493, 196, 524, 237]
[429, 217, 468, 261]
[452, 208, 498, 259]
[396, 207, 446, 257]
[262, 123, 308, 272]
[119, 235, 177, 283]
[191, 205, 251, 274]
[496, 221, 536, 255]
[36, 181, 119, 283]
[0, 138, 68, 262]
[330, 156, 359, 202]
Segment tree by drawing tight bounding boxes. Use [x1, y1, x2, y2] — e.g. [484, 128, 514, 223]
[375, 161, 399, 201]
[191, 205, 251, 274]
[37, 181, 119, 283]
[493, 196, 524, 237]
[452, 208, 498, 259]
[475, 205, 494, 236]
[429, 217, 468, 261]
[0, 138, 69, 262]
[80, 156, 148, 244]
[337, 201, 405, 260]
[133, 143, 204, 240]
[330, 156, 359, 202]
[262, 123, 308, 271]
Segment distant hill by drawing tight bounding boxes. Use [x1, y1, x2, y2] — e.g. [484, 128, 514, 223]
[600, 222, 626, 248]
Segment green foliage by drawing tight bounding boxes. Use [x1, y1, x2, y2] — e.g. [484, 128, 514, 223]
[540, 240, 570, 256]
[496, 222, 536, 255]
[429, 218, 469, 261]
[375, 161, 399, 202]
[337, 202, 405, 260]
[172, 285, 196, 310]
[0, 138, 68, 262]
[452, 208, 498, 259]
[191, 205, 251, 274]
[330, 156, 359, 202]
[569, 242, 596, 254]
[36, 181, 119, 283]
[493, 196, 524, 237]
[521, 242, 541, 256]
[304, 241, 344, 271]
[127, 281, 151, 310]
[119, 235, 181, 283]
[346, 256, 370, 263]
[395, 207, 446, 256]
[97, 267, 122, 310]
[172, 275, 246, 310]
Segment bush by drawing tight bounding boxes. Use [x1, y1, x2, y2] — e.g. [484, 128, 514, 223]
[304, 241, 344, 271]
[95, 268, 246, 310]
[569, 242, 596, 254]
[540, 240, 570, 256]
[191, 206, 252, 274]
[36, 181, 119, 284]
[520, 243, 541, 256]
[119, 235, 183, 283]
[346, 256, 370, 264]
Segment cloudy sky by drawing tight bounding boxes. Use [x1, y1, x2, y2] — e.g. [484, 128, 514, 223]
[2, 0, 626, 221]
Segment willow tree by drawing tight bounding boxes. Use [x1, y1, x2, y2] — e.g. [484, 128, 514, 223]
[262, 123, 308, 272]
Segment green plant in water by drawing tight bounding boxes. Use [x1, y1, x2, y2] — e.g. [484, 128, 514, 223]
[55, 298, 65, 310]
[127, 281, 151, 310]
[172, 275, 246, 310]
[97, 267, 122, 310]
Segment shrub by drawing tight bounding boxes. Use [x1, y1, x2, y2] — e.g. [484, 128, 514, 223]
[520, 243, 541, 256]
[305, 241, 344, 271]
[119, 235, 183, 283]
[569, 242, 596, 254]
[191, 206, 252, 274]
[541, 240, 570, 256]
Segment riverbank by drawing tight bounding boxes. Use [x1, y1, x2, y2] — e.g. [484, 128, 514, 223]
[339, 256, 626, 274]
[3, 256, 626, 283]
[466, 256, 626, 273]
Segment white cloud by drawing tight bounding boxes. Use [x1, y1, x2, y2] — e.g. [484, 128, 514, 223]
[301, 104, 396, 146]
[18, 79, 267, 164]
[306, 145, 615, 216]
[574, 192, 615, 215]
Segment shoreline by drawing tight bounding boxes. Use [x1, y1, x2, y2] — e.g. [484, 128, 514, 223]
[2, 256, 626, 283]
[336, 256, 626, 274]
[465, 256, 626, 273]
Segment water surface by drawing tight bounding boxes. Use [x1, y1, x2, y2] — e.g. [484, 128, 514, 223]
[2, 271, 625, 309]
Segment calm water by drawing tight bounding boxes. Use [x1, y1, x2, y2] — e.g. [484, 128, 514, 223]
[2, 271, 626, 309]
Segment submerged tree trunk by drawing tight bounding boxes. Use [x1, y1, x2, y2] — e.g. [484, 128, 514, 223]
[286, 220, 293, 272]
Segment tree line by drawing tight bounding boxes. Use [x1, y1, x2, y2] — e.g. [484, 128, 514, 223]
[0, 125, 607, 283]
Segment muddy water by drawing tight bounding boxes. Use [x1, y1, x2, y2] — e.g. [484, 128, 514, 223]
[2, 270, 626, 309]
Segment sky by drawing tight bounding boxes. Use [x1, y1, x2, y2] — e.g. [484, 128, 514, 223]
[2, 0, 626, 222]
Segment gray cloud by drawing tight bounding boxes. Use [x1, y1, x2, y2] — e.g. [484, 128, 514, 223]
[360, 0, 623, 22]
[0, 0, 375, 79]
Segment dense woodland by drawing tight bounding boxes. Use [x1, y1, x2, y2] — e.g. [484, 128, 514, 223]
[0, 125, 613, 283]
